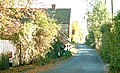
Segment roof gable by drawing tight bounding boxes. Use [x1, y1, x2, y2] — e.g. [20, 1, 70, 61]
[47, 8, 71, 24]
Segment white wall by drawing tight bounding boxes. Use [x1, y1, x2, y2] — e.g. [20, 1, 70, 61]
[0, 40, 16, 58]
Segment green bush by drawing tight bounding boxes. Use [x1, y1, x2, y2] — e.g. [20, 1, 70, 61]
[46, 39, 72, 59]
[51, 39, 65, 58]
[0, 53, 9, 70]
[85, 31, 96, 49]
[100, 24, 111, 63]
[32, 56, 51, 66]
[109, 11, 120, 72]
[100, 11, 120, 72]
[62, 51, 72, 58]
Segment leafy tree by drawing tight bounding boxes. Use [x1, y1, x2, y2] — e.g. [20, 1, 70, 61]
[0, 0, 35, 39]
[71, 21, 83, 43]
[33, 11, 59, 56]
[0, 0, 60, 66]
[0, 0, 34, 65]
[0, 0, 21, 39]
[12, 10, 59, 65]
[86, 0, 110, 49]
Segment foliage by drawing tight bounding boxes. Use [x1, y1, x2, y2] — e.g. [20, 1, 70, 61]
[86, 0, 110, 49]
[100, 11, 120, 72]
[32, 56, 50, 66]
[87, 0, 120, 72]
[85, 31, 96, 48]
[100, 23, 111, 63]
[71, 21, 83, 43]
[62, 51, 72, 58]
[32, 38, 72, 66]
[46, 39, 72, 59]
[0, 0, 36, 65]
[109, 11, 120, 72]
[0, 53, 9, 70]
[0, 0, 59, 66]
[0, 0, 20, 39]
[33, 11, 59, 56]
[0, 0, 71, 68]
[0, 0, 34, 39]
[11, 10, 59, 65]
[49, 39, 65, 59]
[9, 11, 37, 65]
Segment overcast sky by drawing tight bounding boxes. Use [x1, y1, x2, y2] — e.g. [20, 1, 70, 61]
[30, 0, 120, 22]
[31, 0, 87, 22]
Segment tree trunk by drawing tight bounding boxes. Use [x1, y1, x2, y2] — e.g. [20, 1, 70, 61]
[19, 43, 22, 66]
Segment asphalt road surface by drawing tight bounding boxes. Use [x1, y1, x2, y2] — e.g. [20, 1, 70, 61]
[39, 44, 106, 73]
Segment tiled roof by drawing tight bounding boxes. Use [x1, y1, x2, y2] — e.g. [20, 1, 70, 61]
[47, 8, 71, 24]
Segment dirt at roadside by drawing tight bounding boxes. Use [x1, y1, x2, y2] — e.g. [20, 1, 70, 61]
[21, 58, 69, 73]
[0, 56, 71, 73]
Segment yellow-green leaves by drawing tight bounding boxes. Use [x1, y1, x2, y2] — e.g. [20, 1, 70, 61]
[86, 0, 110, 49]
[34, 11, 59, 54]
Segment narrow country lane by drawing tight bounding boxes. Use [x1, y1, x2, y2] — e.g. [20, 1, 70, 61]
[38, 44, 106, 73]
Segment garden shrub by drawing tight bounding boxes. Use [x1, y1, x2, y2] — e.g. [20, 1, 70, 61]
[46, 39, 72, 59]
[32, 55, 51, 66]
[100, 24, 111, 63]
[0, 53, 9, 70]
[51, 39, 65, 59]
[62, 51, 72, 58]
[100, 11, 120, 72]
[85, 31, 96, 49]
[109, 11, 120, 72]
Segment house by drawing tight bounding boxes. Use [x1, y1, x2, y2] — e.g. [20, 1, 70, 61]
[47, 4, 72, 44]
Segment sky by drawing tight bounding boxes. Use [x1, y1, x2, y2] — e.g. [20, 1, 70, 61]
[31, 0, 87, 21]
[105, 0, 120, 15]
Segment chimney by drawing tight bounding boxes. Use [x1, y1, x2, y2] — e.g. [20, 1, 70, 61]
[52, 4, 56, 10]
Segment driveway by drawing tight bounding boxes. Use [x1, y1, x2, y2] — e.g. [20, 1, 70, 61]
[38, 44, 106, 73]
